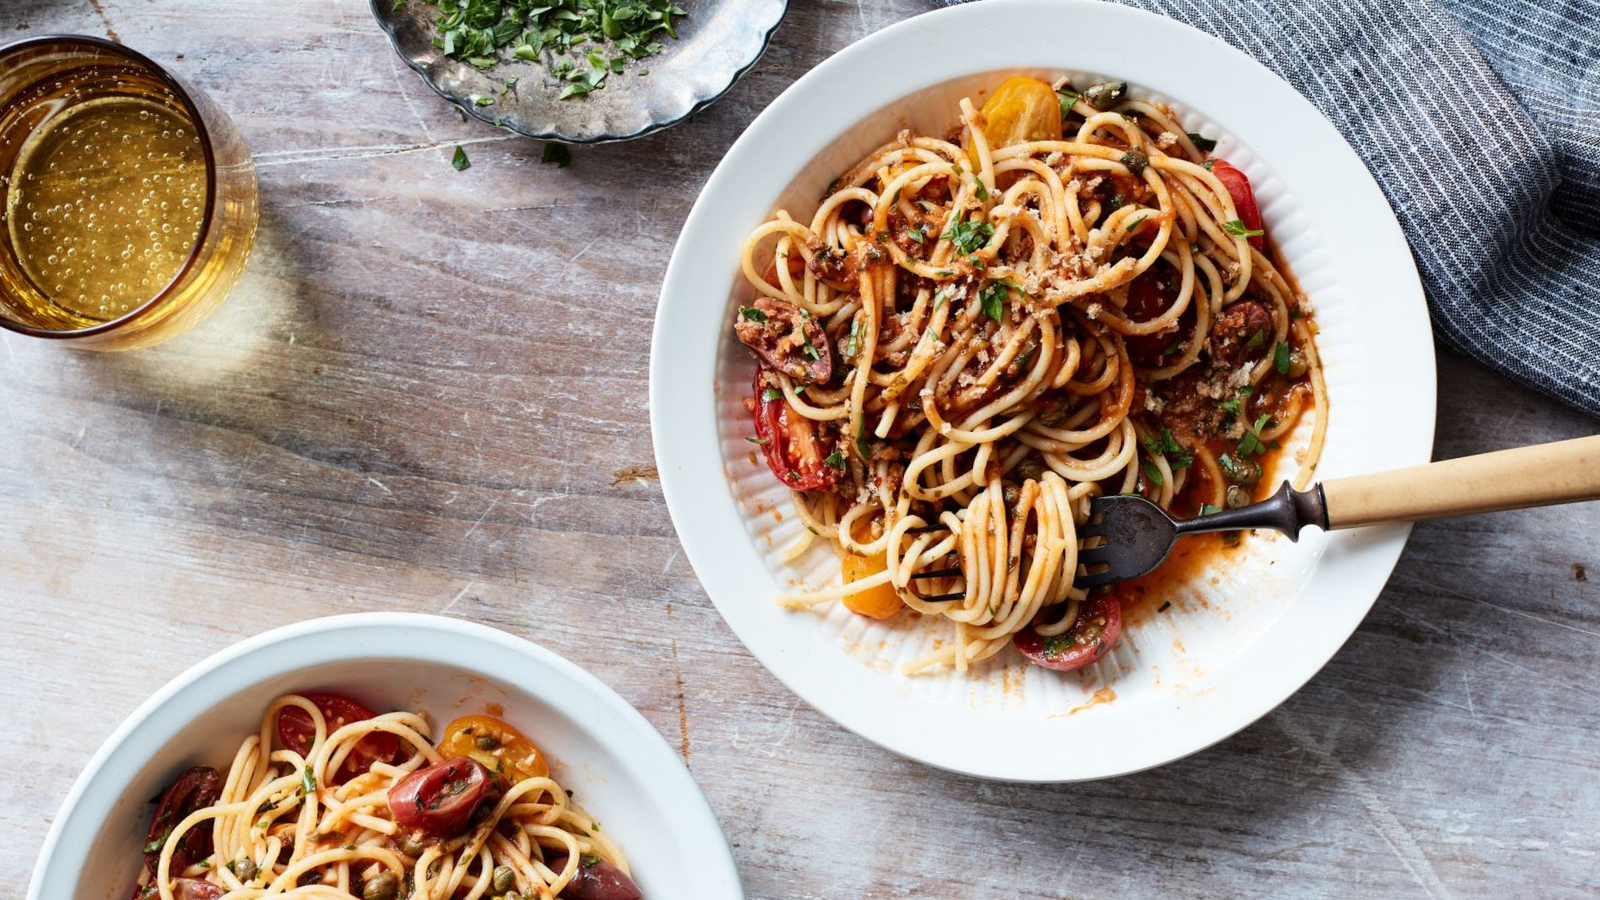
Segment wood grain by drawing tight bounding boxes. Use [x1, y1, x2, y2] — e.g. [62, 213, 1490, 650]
[3, 1, 1599, 898]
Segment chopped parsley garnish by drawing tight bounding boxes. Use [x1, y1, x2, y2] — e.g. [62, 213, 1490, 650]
[542, 143, 571, 168]
[143, 828, 170, 855]
[823, 450, 846, 471]
[580, 853, 602, 868]
[300, 765, 317, 796]
[1014, 347, 1035, 372]
[907, 226, 926, 243]
[474, 95, 494, 107]
[844, 316, 861, 360]
[1202, 158, 1215, 171]
[1246, 328, 1265, 348]
[1126, 215, 1149, 232]
[1140, 428, 1192, 469]
[1141, 460, 1164, 487]
[855, 418, 871, 461]
[1120, 148, 1149, 176]
[1104, 194, 1126, 213]
[932, 286, 956, 309]
[745, 436, 767, 446]
[1222, 219, 1264, 238]
[941, 219, 994, 255]
[1237, 413, 1274, 457]
[738, 305, 766, 323]
[800, 329, 821, 360]
[978, 282, 1009, 322]
[1217, 386, 1251, 420]
[1161, 341, 1185, 356]
[973, 180, 989, 202]
[1274, 340, 1291, 375]
[1057, 89, 1079, 118]
[1188, 132, 1217, 152]
[760, 387, 782, 403]
[451, 145, 471, 171]
[1199, 503, 1222, 516]
[424, 0, 685, 100]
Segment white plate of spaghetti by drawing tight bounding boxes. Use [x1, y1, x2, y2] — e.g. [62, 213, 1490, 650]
[650, 0, 1434, 781]
[27, 614, 742, 900]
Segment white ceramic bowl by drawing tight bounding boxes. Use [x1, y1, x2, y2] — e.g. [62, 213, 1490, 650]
[27, 614, 743, 900]
[650, 0, 1435, 781]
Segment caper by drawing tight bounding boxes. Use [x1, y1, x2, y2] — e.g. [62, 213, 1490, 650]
[1119, 148, 1149, 176]
[298, 871, 324, 887]
[363, 871, 399, 900]
[400, 835, 428, 858]
[229, 857, 257, 882]
[1220, 453, 1262, 486]
[1083, 81, 1127, 110]
[1225, 485, 1252, 509]
[1013, 455, 1046, 483]
[1286, 348, 1309, 379]
[475, 733, 501, 751]
[492, 865, 516, 893]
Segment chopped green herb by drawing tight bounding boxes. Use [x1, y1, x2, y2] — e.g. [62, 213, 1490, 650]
[1141, 460, 1164, 487]
[143, 828, 170, 855]
[745, 436, 767, 446]
[301, 765, 317, 796]
[1199, 503, 1222, 516]
[1217, 386, 1251, 420]
[855, 419, 871, 461]
[1203, 158, 1215, 172]
[760, 387, 782, 403]
[475, 95, 495, 107]
[1222, 219, 1264, 239]
[973, 180, 989, 202]
[907, 226, 926, 243]
[1237, 413, 1274, 457]
[1188, 132, 1217, 152]
[1126, 215, 1149, 232]
[823, 450, 846, 471]
[1120, 148, 1149, 176]
[1274, 340, 1291, 375]
[1161, 341, 1185, 356]
[844, 316, 862, 360]
[542, 143, 571, 168]
[738, 305, 766, 323]
[932, 286, 956, 309]
[978, 282, 1009, 321]
[1246, 328, 1265, 348]
[422, 0, 686, 100]
[1140, 428, 1192, 469]
[1057, 89, 1079, 118]
[451, 145, 470, 171]
[941, 219, 994, 255]
[580, 853, 602, 868]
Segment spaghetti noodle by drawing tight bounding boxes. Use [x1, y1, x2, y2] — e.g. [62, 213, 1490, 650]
[133, 693, 640, 900]
[731, 76, 1325, 675]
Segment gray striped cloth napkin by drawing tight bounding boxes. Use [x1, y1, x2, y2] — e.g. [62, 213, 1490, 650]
[945, 0, 1600, 417]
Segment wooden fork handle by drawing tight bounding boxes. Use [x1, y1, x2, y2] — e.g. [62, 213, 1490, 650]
[1321, 434, 1600, 529]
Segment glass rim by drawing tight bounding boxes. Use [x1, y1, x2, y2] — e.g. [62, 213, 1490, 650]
[0, 34, 220, 340]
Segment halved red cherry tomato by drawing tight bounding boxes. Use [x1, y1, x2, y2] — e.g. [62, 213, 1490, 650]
[1013, 595, 1123, 671]
[437, 715, 550, 785]
[546, 854, 643, 900]
[143, 766, 220, 876]
[388, 757, 491, 838]
[276, 692, 401, 784]
[751, 367, 842, 493]
[1209, 159, 1264, 250]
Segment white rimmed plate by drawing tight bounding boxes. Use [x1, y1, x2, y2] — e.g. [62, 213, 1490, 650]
[649, 0, 1434, 782]
[27, 613, 743, 899]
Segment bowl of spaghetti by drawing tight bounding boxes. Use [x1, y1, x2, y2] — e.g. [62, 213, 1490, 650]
[650, 0, 1434, 780]
[27, 614, 741, 900]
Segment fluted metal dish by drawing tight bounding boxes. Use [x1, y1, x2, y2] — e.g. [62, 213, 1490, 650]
[370, 0, 787, 144]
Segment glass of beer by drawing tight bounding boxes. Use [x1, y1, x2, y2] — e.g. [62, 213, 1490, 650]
[0, 36, 258, 350]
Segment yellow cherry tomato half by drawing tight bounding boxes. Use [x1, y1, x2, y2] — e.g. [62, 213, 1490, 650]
[968, 76, 1063, 166]
[841, 550, 903, 620]
[437, 715, 550, 783]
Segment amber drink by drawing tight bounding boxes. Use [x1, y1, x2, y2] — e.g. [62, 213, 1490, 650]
[0, 37, 257, 349]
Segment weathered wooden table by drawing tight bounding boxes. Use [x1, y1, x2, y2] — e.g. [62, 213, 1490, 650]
[4, 1, 1598, 897]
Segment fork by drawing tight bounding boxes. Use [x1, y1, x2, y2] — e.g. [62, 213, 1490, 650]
[1073, 434, 1600, 588]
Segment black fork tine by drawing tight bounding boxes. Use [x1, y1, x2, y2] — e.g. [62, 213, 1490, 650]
[1075, 546, 1114, 564]
[1074, 569, 1121, 589]
[908, 567, 962, 581]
